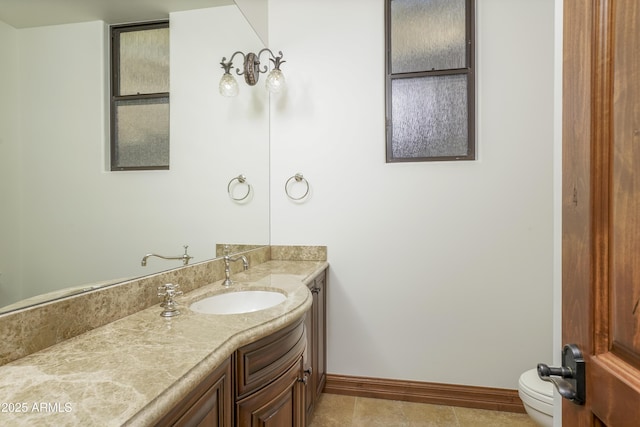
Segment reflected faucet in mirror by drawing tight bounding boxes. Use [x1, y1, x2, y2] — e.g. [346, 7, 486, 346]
[222, 245, 249, 286]
[141, 245, 193, 267]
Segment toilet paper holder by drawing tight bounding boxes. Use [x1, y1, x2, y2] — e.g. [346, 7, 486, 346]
[537, 344, 585, 405]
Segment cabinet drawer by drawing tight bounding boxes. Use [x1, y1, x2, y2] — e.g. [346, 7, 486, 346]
[235, 318, 306, 398]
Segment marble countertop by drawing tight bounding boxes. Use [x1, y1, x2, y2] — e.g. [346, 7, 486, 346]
[0, 260, 326, 427]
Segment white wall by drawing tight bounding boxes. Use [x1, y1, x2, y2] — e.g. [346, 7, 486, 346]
[18, 21, 110, 299]
[170, 6, 270, 250]
[0, 21, 22, 304]
[269, 0, 555, 389]
[234, 0, 269, 45]
[3, 6, 269, 306]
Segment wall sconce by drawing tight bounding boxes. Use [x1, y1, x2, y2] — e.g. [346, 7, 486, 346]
[219, 48, 286, 97]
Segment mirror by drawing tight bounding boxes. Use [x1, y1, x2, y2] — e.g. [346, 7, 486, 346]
[0, 1, 270, 313]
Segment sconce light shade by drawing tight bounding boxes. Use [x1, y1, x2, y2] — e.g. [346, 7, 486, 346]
[219, 48, 286, 97]
[219, 72, 239, 97]
[265, 68, 285, 94]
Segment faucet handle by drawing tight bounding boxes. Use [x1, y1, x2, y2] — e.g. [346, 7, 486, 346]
[157, 283, 170, 294]
[157, 284, 182, 317]
[157, 284, 167, 297]
[168, 283, 183, 296]
[158, 283, 183, 298]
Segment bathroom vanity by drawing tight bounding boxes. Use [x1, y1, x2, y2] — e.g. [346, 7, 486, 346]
[158, 269, 328, 427]
[157, 319, 307, 426]
[0, 258, 328, 427]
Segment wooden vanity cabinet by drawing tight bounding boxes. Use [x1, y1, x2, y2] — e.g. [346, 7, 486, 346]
[157, 267, 328, 427]
[304, 269, 327, 422]
[235, 318, 307, 427]
[155, 357, 232, 427]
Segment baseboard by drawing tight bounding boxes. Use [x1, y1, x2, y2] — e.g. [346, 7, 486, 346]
[324, 374, 526, 413]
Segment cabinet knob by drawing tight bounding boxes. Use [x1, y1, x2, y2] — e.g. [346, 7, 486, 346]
[304, 368, 313, 375]
[311, 287, 321, 294]
[297, 376, 308, 385]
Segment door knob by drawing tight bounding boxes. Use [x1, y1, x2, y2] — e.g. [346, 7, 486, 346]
[537, 344, 585, 405]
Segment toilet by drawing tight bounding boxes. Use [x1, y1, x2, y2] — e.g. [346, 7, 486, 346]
[518, 368, 554, 427]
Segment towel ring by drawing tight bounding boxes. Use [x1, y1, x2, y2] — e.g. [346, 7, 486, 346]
[285, 173, 310, 201]
[227, 174, 252, 201]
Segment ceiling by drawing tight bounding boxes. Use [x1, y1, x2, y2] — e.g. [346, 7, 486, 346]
[0, 0, 234, 28]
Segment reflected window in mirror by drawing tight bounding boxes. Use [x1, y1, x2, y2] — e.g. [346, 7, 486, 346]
[385, 0, 475, 162]
[110, 21, 170, 171]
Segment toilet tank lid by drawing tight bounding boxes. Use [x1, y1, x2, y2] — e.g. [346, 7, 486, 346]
[520, 369, 554, 399]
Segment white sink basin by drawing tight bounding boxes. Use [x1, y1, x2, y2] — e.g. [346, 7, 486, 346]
[190, 290, 286, 315]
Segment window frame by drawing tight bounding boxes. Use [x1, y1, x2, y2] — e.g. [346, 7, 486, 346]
[385, 0, 476, 163]
[110, 20, 170, 171]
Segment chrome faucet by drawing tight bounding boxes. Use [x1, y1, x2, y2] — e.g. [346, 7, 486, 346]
[222, 247, 249, 286]
[141, 245, 193, 266]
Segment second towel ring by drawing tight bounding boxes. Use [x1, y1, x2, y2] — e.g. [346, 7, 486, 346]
[285, 173, 310, 201]
[227, 174, 252, 201]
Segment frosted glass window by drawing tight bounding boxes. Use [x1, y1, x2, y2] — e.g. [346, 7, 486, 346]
[111, 21, 170, 171]
[391, 75, 468, 158]
[113, 99, 169, 169]
[391, 0, 466, 73]
[386, 0, 474, 162]
[118, 28, 169, 96]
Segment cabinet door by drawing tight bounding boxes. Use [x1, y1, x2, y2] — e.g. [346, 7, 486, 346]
[312, 271, 327, 399]
[303, 308, 314, 419]
[236, 357, 305, 427]
[156, 357, 232, 427]
[304, 269, 327, 423]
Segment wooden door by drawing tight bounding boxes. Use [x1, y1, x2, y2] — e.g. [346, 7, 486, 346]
[563, 0, 640, 425]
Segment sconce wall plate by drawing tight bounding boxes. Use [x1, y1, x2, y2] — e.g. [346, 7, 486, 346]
[244, 52, 259, 85]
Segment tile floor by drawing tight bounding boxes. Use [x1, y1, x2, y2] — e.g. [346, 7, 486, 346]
[308, 393, 538, 427]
